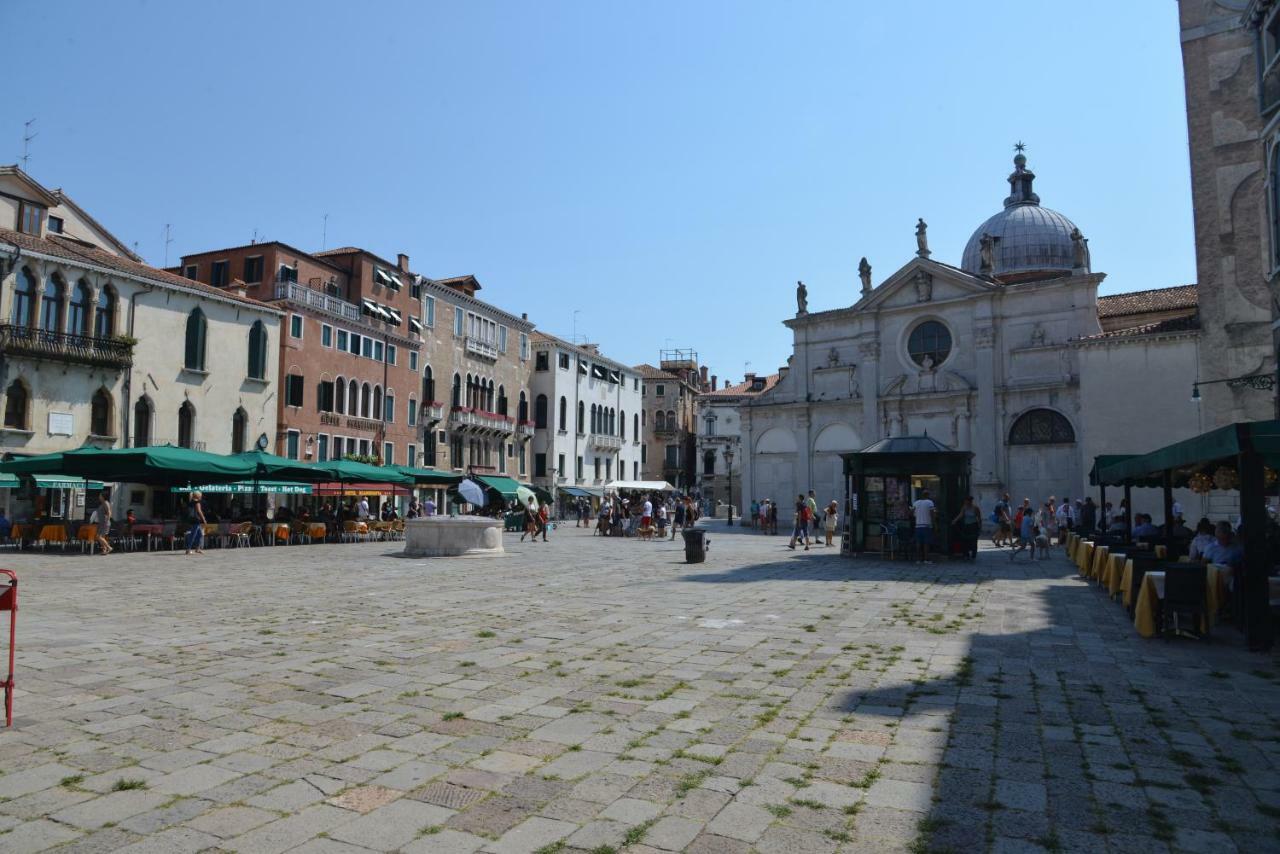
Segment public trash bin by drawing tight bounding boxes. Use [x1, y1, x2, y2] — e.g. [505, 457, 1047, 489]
[682, 529, 708, 563]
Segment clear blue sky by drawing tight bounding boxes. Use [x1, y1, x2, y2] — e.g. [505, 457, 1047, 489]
[7, 0, 1192, 384]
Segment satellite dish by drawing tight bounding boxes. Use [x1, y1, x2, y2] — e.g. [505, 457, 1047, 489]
[256, 433, 269, 451]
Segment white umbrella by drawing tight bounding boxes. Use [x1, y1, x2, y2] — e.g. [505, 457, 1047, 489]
[458, 478, 487, 508]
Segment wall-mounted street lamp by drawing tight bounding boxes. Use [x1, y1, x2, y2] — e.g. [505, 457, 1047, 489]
[1191, 372, 1275, 403]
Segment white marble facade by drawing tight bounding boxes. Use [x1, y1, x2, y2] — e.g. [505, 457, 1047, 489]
[741, 154, 1202, 523]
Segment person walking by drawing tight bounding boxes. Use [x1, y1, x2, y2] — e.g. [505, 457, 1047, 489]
[789, 494, 810, 551]
[806, 491, 820, 540]
[912, 489, 936, 564]
[91, 491, 113, 556]
[823, 500, 839, 547]
[539, 501, 550, 542]
[951, 495, 981, 560]
[520, 497, 539, 542]
[993, 493, 1012, 547]
[184, 491, 207, 555]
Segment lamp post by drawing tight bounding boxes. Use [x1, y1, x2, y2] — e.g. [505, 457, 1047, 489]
[727, 448, 737, 527]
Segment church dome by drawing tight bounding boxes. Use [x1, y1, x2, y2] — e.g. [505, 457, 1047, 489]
[960, 151, 1088, 282]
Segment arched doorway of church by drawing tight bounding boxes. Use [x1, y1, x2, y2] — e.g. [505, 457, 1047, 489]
[754, 428, 798, 519]
[1005, 408, 1080, 508]
[812, 422, 861, 512]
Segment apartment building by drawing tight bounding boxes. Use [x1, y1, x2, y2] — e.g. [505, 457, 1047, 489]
[177, 244, 422, 467]
[635, 350, 708, 490]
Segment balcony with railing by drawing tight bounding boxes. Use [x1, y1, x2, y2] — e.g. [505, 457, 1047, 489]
[0, 323, 133, 369]
[273, 280, 361, 323]
[449, 406, 514, 434]
[590, 434, 623, 451]
[423, 401, 446, 422]
[517, 420, 536, 438]
[465, 336, 498, 360]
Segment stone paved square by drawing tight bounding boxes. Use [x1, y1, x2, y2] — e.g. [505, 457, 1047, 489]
[0, 522, 1278, 852]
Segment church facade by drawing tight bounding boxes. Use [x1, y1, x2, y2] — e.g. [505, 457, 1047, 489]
[741, 153, 1203, 523]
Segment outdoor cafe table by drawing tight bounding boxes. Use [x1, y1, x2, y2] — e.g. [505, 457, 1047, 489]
[130, 523, 164, 549]
[1076, 541, 1094, 575]
[1131, 563, 1247, 638]
[1089, 545, 1109, 580]
[1100, 552, 1127, 597]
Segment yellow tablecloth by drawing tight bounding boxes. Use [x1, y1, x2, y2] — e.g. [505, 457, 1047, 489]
[1120, 559, 1136, 606]
[1101, 553, 1127, 596]
[1076, 541, 1094, 575]
[1134, 565, 1226, 638]
[1089, 545, 1110, 580]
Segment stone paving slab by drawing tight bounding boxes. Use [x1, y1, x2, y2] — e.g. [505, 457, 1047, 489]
[0, 521, 1277, 852]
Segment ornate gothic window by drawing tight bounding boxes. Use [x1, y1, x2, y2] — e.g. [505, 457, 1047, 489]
[95, 285, 117, 338]
[247, 320, 269, 379]
[907, 320, 951, 367]
[1008, 408, 1075, 445]
[90, 388, 112, 437]
[184, 308, 207, 370]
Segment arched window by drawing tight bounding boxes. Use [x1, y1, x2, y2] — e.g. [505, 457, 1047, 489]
[590, 404, 597, 433]
[609, 408, 616, 436]
[11, 267, 36, 326]
[535, 394, 548, 429]
[1008, 408, 1075, 445]
[423, 366, 435, 403]
[666, 410, 676, 431]
[94, 285, 116, 338]
[498, 385, 508, 416]
[348, 379, 359, 415]
[907, 320, 952, 367]
[40, 273, 64, 333]
[703, 449, 716, 475]
[184, 308, 207, 370]
[247, 320, 268, 379]
[133, 397, 152, 447]
[620, 409, 626, 440]
[361, 383, 372, 418]
[559, 396, 567, 431]
[518, 391, 528, 423]
[577, 400, 584, 433]
[90, 388, 112, 437]
[3, 380, 28, 430]
[633, 413, 638, 440]
[655, 411, 666, 432]
[335, 375, 346, 414]
[452, 373, 462, 408]
[488, 380, 495, 412]
[465, 373, 474, 408]
[373, 386, 383, 422]
[69, 280, 92, 335]
[231, 407, 248, 454]
[178, 401, 196, 448]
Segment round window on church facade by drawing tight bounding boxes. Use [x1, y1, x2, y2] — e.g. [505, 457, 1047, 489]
[907, 321, 952, 368]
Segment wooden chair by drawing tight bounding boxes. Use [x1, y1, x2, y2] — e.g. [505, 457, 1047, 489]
[1162, 564, 1209, 640]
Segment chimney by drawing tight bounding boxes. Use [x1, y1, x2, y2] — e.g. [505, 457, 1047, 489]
[230, 279, 248, 299]
[521, 312, 528, 320]
[700, 366, 709, 387]
[744, 372, 756, 384]
[711, 375, 718, 391]
[397, 253, 409, 272]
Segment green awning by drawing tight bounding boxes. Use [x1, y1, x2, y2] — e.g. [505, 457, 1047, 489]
[559, 486, 591, 498]
[1088, 455, 1145, 487]
[313, 458, 414, 486]
[31, 475, 105, 490]
[390, 465, 462, 486]
[1095, 420, 1280, 487]
[476, 475, 521, 500]
[0, 473, 17, 489]
[170, 481, 313, 495]
[0, 445, 258, 485]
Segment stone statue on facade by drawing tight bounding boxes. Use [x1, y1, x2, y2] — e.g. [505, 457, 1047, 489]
[1070, 227, 1088, 269]
[979, 232, 995, 276]
[913, 269, 933, 302]
[1030, 323, 1046, 347]
[796, 280, 808, 314]
[858, 257, 872, 297]
[915, 218, 930, 258]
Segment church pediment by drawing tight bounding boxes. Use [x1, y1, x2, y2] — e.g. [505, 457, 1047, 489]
[882, 368, 973, 397]
[856, 258, 996, 313]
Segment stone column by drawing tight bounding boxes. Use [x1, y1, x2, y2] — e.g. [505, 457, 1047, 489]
[973, 324, 999, 485]
[857, 339, 880, 441]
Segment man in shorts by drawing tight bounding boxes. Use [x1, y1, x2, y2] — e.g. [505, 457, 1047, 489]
[912, 489, 936, 564]
[788, 494, 810, 551]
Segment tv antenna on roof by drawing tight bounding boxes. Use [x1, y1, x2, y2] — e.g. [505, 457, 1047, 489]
[20, 119, 36, 170]
[163, 224, 173, 268]
[321, 213, 329, 250]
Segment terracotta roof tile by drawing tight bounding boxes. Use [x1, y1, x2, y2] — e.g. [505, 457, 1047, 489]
[0, 227, 278, 311]
[633, 363, 677, 380]
[1096, 284, 1197, 318]
[1077, 314, 1200, 341]
[704, 373, 780, 397]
